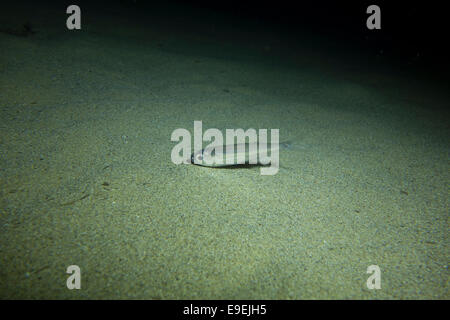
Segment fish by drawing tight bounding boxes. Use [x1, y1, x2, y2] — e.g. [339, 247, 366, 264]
[188, 141, 292, 175]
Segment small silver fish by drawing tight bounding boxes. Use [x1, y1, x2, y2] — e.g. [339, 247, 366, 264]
[189, 141, 291, 174]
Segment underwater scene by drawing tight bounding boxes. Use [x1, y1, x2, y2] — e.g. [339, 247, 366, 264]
[0, 1, 448, 299]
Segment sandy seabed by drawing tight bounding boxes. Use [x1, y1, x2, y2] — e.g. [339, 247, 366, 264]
[0, 2, 448, 299]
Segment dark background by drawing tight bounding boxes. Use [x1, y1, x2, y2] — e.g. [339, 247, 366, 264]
[1, 0, 448, 77]
[122, 0, 449, 79]
[183, 0, 446, 58]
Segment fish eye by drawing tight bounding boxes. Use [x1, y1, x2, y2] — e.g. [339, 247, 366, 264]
[196, 154, 203, 162]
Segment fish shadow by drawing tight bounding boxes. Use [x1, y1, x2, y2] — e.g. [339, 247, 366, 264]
[214, 164, 264, 170]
